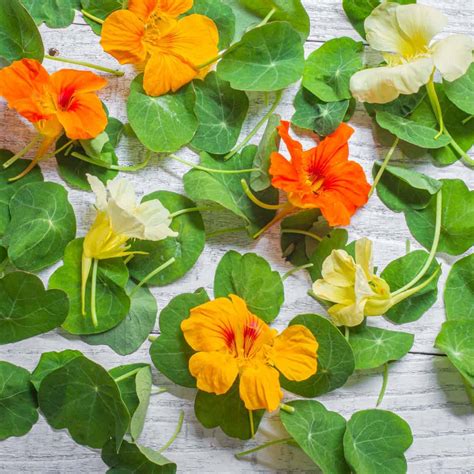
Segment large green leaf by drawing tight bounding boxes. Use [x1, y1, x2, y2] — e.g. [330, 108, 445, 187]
[0, 272, 68, 344]
[128, 191, 205, 286]
[225, 0, 260, 40]
[31, 350, 82, 390]
[213, 250, 284, 323]
[217, 22, 304, 92]
[280, 400, 349, 474]
[127, 75, 198, 153]
[444, 254, 474, 321]
[281, 314, 355, 397]
[49, 238, 130, 335]
[0, 361, 38, 440]
[80, 0, 125, 34]
[405, 179, 474, 256]
[38, 355, 130, 449]
[444, 63, 474, 115]
[365, 89, 427, 119]
[343, 409, 413, 474]
[22, 0, 81, 28]
[303, 37, 363, 102]
[4, 182, 76, 272]
[150, 289, 209, 388]
[0, 0, 44, 66]
[191, 72, 249, 155]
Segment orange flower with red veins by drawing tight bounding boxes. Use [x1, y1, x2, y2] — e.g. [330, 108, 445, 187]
[100, 0, 219, 97]
[181, 295, 318, 412]
[269, 121, 371, 227]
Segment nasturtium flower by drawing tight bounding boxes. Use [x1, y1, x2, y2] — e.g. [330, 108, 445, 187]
[100, 0, 219, 96]
[269, 121, 371, 227]
[350, 2, 474, 104]
[181, 295, 318, 412]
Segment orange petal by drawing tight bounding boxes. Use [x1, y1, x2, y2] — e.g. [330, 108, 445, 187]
[277, 121, 303, 165]
[269, 152, 300, 192]
[50, 69, 107, 96]
[128, 0, 159, 20]
[101, 10, 147, 64]
[314, 122, 354, 169]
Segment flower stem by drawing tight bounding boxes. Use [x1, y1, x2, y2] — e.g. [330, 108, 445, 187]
[168, 154, 259, 173]
[241, 179, 285, 210]
[282, 263, 313, 281]
[345, 326, 350, 341]
[279, 403, 295, 414]
[81, 9, 104, 24]
[169, 206, 214, 219]
[206, 227, 247, 239]
[369, 137, 399, 198]
[72, 150, 151, 171]
[90, 259, 99, 328]
[159, 410, 185, 453]
[45, 54, 123, 76]
[405, 238, 411, 255]
[3, 135, 41, 169]
[253, 203, 295, 239]
[131, 257, 176, 295]
[448, 139, 474, 167]
[235, 438, 294, 458]
[114, 367, 142, 384]
[196, 51, 227, 70]
[376, 363, 389, 407]
[257, 7, 277, 27]
[426, 80, 445, 139]
[281, 228, 323, 242]
[462, 115, 473, 125]
[249, 410, 255, 438]
[225, 90, 283, 161]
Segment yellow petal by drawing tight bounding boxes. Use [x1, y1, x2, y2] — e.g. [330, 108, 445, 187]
[312, 279, 355, 305]
[156, 0, 193, 17]
[328, 301, 366, 327]
[355, 237, 374, 279]
[321, 249, 356, 287]
[432, 35, 474, 82]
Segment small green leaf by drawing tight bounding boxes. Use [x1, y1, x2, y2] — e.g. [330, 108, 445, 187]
[214, 251, 284, 323]
[217, 22, 305, 92]
[0, 361, 38, 441]
[127, 75, 198, 153]
[303, 37, 363, 102]
[38, 355, 130, 449]
[344, 409, 413, 474]
[444, 63, 474, 115]
[281, 314, 355, 397]
[150, 289, 209, 388]
[22, 0, 81, 28]
[81, 0, 130, 34]
[365, 89, 427, 119]
[191, 72, 249, 155]
[444, 254, 474, 321]
[0, 272, 68, 344]
[4, 182, 76, 272]
[280, 400, 349, 474]
[349, 326, 414, 370]
[225, 0, 260, 40]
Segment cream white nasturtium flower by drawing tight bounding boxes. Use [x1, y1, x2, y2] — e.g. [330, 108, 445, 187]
[350, 2, 473, 104]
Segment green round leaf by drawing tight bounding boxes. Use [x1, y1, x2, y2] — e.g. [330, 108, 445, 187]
[365, 89, 427, 119]
[281, 314, 355, 397]
[49, 238, 130, 335]
[343, 409, 413, 474]
[217, 22, 305, 92]
[444, 254, 474, 321]
[303, 37, 363, 102]
[0, 272, 68, 344]
[80, 0, 124, 34]
[38, 355, 130, 449]
[280, 400, 349, 474]
[444, 63, 474, 115]
[0, 361, 38, 441]
[4, 181, 76, 272]
[22, 0, 81, 28]
[128, 191, 205, 286]
[225, 0, 260, 40]
[213, 250, 284, 323]
[127, 75, 197, 153]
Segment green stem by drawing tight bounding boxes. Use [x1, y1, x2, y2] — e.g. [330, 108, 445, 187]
[81, 9, 104, 24]
[235, 438, 294, 458]
[225, 90, 283, 161]
[281, 228, 323, 242]
[159, 411, 185, 453]
[131, 257, 176, 295]
[45, 54, 123, 76]
[282, 263, 313, 281]
[241, 179, 286, 210]
[196, 51, 227, 70]
[369, 137, 400, 198]
[148, 335, 158, 343]
[249, 410, 255, 438]
[3, 135, 41, 169]
[376, 363, 389, 407]
[257, 7, 277, 27]
[405, 238, 411, 255]
[345, 326, 350, 341]
[206, 227, 247, 239]
[124, 255, 134, 264]
[168, 154, 259, 174]
[169, 207, 214, 219]
[279, 403, 295, 414]
[253, 204, 295, 239]
[448, 139, 474, 167]
[72, 150, 151, 171]
[307, 289, 318, 300]
[426, 80, 445, 138]
[90, 259, 99, 328]
[462, 115, 473, 125]
[152, 388, 168, 396]
[114, 367, 142, 384]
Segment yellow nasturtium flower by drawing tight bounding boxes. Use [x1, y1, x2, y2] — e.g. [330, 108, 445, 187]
[350, 2, 473, 104]
[181, 295, 318, 412]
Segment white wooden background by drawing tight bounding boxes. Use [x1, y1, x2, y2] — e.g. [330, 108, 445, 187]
[0, 1, 473, 472]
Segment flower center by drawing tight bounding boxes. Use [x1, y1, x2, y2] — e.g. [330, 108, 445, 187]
[57, 86, 75, 111]
[143, 14, 176, 49]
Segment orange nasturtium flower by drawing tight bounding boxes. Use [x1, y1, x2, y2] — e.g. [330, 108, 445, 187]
[181, 295, 318, 412]
[100, 0, 219, 97]
[0, 59, 107, 180]
[269, 121, 371, 227]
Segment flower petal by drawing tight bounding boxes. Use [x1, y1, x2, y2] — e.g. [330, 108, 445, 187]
[135, 200, 178, 240]
[432, 35, 474, 82]
[50, 69, 107, 95]
[355, 237, 374, 279]
[328, 301, 366, 327]
[107, 178, 138, 212]
[239, 363, 282, 411]
[269, 152, 300, 192]
[128, 0, 159, 20]
[314, 123, 354, 168]
[312, 279, 355, 305]
[107, 199, 146, 238]
[277, 120, 304, 164]
[157, 0, 193, 17]
[321, 249, 356, 287]
[87, 174, 108, 210]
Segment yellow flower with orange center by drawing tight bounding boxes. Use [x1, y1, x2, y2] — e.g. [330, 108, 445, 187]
[181, 295, 318, 412]
[100, 0, 219, 96]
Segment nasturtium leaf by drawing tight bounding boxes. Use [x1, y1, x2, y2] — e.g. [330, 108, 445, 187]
[365, 89, 427, 119]
[22, 0, 81, 28]
[344, 409, 413, 474]
[303, 37, 364, 102]
[81, 0, 126, 35]
[150, 289, 209, 388]
[39, 355, 130, 449]
[128, 191, 205, 286]
[195, 382, 264, 440]
[381, 250, 440, 324]
[0, 150, 43, 236]
[0, 0, 44, 66]
[405, 179, 474, 256]
[225, 0, 260, 40]
[83, 281, 158, 355]
[49, 238, 130, 335]
[280, 400, 349, 474]
[4, 182, 76, 272]
[0, 246, 7, 266]
[183, 146, 278, 236]
[435, 321, 474, 386]
[349, 326, 414, 370]
[102, 439, 177, 473]
[214, 251, 284, 323]
[373, 163, 442, 213]
[127, 75, 198, 153]
[217, 22, 305, 92]
[281, 314, 355, 397]
[444, 254, 474, 321]
[0, 272, 68, 344]
[0, 362, 38, 441]
[444, 63, 474, 115]
[250, 113, 281, 192]
[31, 350, 82, 391]
[191, 72, 249, 155]
[292, 88, 350, 137]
